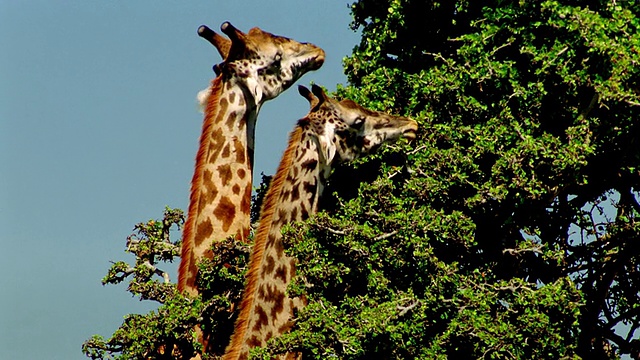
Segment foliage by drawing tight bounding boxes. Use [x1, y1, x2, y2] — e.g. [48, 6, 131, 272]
[261, 0, 640, 359]
[86, 1, 640, 359]
[251, 173, 273, 224]
[82, 207, 251, 359]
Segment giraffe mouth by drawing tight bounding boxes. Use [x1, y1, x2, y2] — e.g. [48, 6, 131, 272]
[296, 54, 324, 72]
[309, 54, 325, 70]
[402, 126, 418, 141]
[300, 47, 325, 71]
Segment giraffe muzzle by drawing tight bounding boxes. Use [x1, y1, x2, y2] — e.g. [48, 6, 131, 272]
[402, 122, 419, 141]
[308, 50, 325, 71]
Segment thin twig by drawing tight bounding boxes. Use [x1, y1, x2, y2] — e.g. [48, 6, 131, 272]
[502, 246, 543, 255]
[326, 227, 347, 235]
[374, 230, 399, 241]
[397, 300, 420, 316]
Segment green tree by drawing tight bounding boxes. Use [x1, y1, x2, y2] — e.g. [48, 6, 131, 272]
[84, 1, 640, 359]
[82, 207, 250, 359]
[266, 0, 640, 358]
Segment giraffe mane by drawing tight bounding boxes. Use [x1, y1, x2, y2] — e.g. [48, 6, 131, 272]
[178, 76, 224, 293]
[223, 125, 305, 359]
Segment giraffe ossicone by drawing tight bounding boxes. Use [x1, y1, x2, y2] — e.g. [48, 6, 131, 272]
[198, 24, 231, 59]
[223, 84, 418, 360]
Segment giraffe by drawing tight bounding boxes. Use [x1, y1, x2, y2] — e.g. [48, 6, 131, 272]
[223, 85, 419, 360]
[178, 22, 325, 298]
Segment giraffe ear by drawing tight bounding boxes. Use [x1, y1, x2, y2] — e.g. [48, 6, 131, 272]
[298, 85, 319, 109]
[311, 84, 330, 105]
[316, 126, 336, 164]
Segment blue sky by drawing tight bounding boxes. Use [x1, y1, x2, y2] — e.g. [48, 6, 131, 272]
[0, 1, 359, 358]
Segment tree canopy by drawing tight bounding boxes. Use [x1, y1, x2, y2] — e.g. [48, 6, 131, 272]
[84, 1, 640, 359]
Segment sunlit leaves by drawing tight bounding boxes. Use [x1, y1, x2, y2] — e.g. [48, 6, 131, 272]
[266, 0, 640, 358]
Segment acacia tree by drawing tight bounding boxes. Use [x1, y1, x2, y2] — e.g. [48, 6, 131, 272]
[260, 0, 640, 359]
[85, 1, 640, 359]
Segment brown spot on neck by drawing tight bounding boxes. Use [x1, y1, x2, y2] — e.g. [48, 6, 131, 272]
[240, 183, 252, 216]
[221, 143, 231, 158]
[252, 306, 269, 332]
[217, 164, 233, 187]
[199, 170, 219, 213]
[234, 137, 247, 165]
[194, 219, 213, 247]
[207, 128, 225, 163]
[301, 158, 318, 172]
[226, 111, 238, 131]
[213, 196, 236, 233]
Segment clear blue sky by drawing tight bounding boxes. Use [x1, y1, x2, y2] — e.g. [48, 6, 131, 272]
[0, 1, 359, 358]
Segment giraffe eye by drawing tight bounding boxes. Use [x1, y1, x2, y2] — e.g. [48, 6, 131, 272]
[271, 54, 282, 70]
[352, 117, 365, 129]
[263, 54, 282, 75]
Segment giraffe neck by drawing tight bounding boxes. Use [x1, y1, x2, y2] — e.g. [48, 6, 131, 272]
[179, 76, 259, 296]
[224, 123, 327, 360]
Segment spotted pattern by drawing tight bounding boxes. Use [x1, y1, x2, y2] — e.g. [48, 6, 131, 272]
[226, 87, 418, 360]
[181, 21, 326, 359]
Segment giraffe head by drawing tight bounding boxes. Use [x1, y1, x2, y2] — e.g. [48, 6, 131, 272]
[298, 85, 419, 165]
[198, 22, 325, 104]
